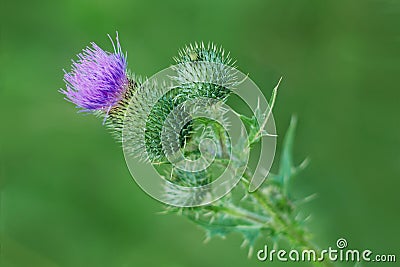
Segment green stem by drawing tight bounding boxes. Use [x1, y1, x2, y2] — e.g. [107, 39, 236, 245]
[211, 123, 335, 267]
[196, 112, 336, 267]
[204, 205, 269, 226]
[241, 173, 335, 267]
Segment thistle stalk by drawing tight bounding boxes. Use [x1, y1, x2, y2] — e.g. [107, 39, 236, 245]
[183, 116, 336, 267]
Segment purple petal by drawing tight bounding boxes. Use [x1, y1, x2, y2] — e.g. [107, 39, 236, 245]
[61, 34, 128, 112]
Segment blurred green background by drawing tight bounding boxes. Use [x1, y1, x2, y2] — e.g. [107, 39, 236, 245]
[1, 0, 399, 266]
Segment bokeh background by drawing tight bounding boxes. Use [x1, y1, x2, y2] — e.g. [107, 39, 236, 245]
[1, 0, 399, 266]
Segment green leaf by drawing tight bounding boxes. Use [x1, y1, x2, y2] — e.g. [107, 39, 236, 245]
[278, 116, 297, 193]
[239, 114, 260, 145]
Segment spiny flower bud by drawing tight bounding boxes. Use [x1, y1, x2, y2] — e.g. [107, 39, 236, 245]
[174, 42, 234, 66]
[123, 43, 235, 163]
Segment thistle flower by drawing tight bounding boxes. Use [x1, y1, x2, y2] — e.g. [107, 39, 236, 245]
[61, 37, 334, 266]
[61, 33, 128, 114]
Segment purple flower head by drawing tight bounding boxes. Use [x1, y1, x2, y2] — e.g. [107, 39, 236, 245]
[61, 33, 128, 113]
